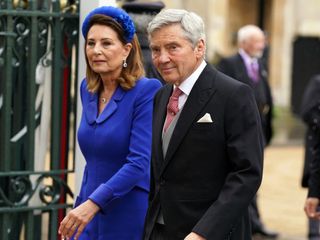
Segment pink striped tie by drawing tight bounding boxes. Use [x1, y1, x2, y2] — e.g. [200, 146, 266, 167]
[164, 87, 183, 132]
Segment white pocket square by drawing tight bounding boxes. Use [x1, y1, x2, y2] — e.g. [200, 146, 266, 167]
[197, 113, 213, 123]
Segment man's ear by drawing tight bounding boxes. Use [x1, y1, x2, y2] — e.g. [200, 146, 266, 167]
[195, 39, 205, 57]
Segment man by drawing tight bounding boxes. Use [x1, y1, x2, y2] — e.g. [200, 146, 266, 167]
[302, 75, 320, 239]
[217, 25, 277, 239]
[143, 9, 263, 240]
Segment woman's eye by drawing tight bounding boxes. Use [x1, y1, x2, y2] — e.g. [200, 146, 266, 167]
[102, 42, 111, 48]
[87, 41, 95, 47]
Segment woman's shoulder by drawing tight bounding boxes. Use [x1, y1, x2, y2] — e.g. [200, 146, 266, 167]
[79, 79, 94, 103]
[80, 78, 88, 92]
[135, 77, 162, 89]
[131, 77, 162, 95]
[129, 77, 162, 102]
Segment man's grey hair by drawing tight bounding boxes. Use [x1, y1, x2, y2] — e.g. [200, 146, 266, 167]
[147, 9, 206, 47]
[237, 25, 264, 44]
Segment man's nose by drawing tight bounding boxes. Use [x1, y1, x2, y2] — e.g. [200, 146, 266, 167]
[158, 51, 170, 63]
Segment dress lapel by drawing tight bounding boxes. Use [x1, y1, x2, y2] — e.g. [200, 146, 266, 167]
[84, 92, 98, 125]
[84, 86, 126, 125]
[160, 65, 217, 175]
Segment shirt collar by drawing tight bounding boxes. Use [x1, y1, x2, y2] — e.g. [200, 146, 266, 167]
[239, 49, 258, 65]
[174, 60, 207, 96]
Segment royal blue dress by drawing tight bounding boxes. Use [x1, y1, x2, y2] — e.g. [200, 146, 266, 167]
[75, 77, 161, 240]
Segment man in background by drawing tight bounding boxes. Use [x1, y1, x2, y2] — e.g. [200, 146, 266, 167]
[217, 25, 277, 239]
[302, 74, 320, 240]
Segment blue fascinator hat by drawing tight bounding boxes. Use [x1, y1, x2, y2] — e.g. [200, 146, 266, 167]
[82, 6, 136, 43]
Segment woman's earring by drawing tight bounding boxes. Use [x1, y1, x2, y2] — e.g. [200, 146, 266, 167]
[123, 59, 127, 68]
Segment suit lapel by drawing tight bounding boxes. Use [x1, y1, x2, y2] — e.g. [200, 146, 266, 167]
[153, 85, 172, 167]
[258, 59, 268, 80]
[235, 54, 253, 86]
[160, 65, 217, 175]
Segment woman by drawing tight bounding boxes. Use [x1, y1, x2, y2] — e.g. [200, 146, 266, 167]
[58, 6, 161, 240]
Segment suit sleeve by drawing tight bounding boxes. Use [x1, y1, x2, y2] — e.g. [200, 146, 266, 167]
[192, 84, 264, 239]
[303, 76, 320, 198]
[307, 128, 320, 198]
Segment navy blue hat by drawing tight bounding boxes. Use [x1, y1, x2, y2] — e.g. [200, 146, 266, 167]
[82, 6, 136, 43]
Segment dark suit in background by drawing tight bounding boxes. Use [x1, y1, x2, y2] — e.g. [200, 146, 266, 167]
[144, 10, 263, 240]
[301, 75, 320, 190]
[301, 75, 320, 239]
[217, 25, 276, 239]
[217, 53, 273, 146]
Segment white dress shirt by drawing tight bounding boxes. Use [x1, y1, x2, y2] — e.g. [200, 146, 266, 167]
[174, 59, 207, 109]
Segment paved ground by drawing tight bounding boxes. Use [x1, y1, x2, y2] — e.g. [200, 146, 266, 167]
[256, 144, 309, 240]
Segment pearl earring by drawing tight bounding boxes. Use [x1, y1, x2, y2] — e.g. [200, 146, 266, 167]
[123, 59, 127, 68]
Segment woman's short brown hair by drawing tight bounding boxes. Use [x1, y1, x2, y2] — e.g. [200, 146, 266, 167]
[85, 14, 145, 93]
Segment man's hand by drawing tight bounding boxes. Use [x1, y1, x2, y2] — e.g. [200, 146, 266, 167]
[59, 199, 100, 239]
[184, 232, 206, 240]
[304, 197, 320, 219]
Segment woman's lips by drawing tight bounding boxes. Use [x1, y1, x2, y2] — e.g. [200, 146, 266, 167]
[93, 60, 106, 64]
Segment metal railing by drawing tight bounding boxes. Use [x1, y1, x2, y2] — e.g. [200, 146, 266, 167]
[0, 0, 79, 239]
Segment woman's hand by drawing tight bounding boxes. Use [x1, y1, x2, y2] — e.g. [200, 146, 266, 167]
[59, 199, 100, 239]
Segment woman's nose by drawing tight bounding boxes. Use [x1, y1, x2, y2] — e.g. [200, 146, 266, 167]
[94, 45, 102, 55]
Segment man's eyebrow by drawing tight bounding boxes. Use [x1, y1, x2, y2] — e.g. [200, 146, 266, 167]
[149, 44, 159, 49]
[150, 41, 180, 48]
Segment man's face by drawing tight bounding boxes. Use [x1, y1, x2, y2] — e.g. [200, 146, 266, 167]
[149, 24, 204, 85]
[243, 32, 265, 58]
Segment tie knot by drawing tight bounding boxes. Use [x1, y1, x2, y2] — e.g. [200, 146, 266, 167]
[167, 87, 182, 116]
[163, 87, 183, 132]
[251, 61, 258, 70]
[171, 87, 183, 98]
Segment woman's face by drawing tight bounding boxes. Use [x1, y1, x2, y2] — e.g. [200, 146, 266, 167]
[86, 24, 131, 77]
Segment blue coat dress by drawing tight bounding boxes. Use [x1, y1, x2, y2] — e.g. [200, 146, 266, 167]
[75, 77, 161, 240]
